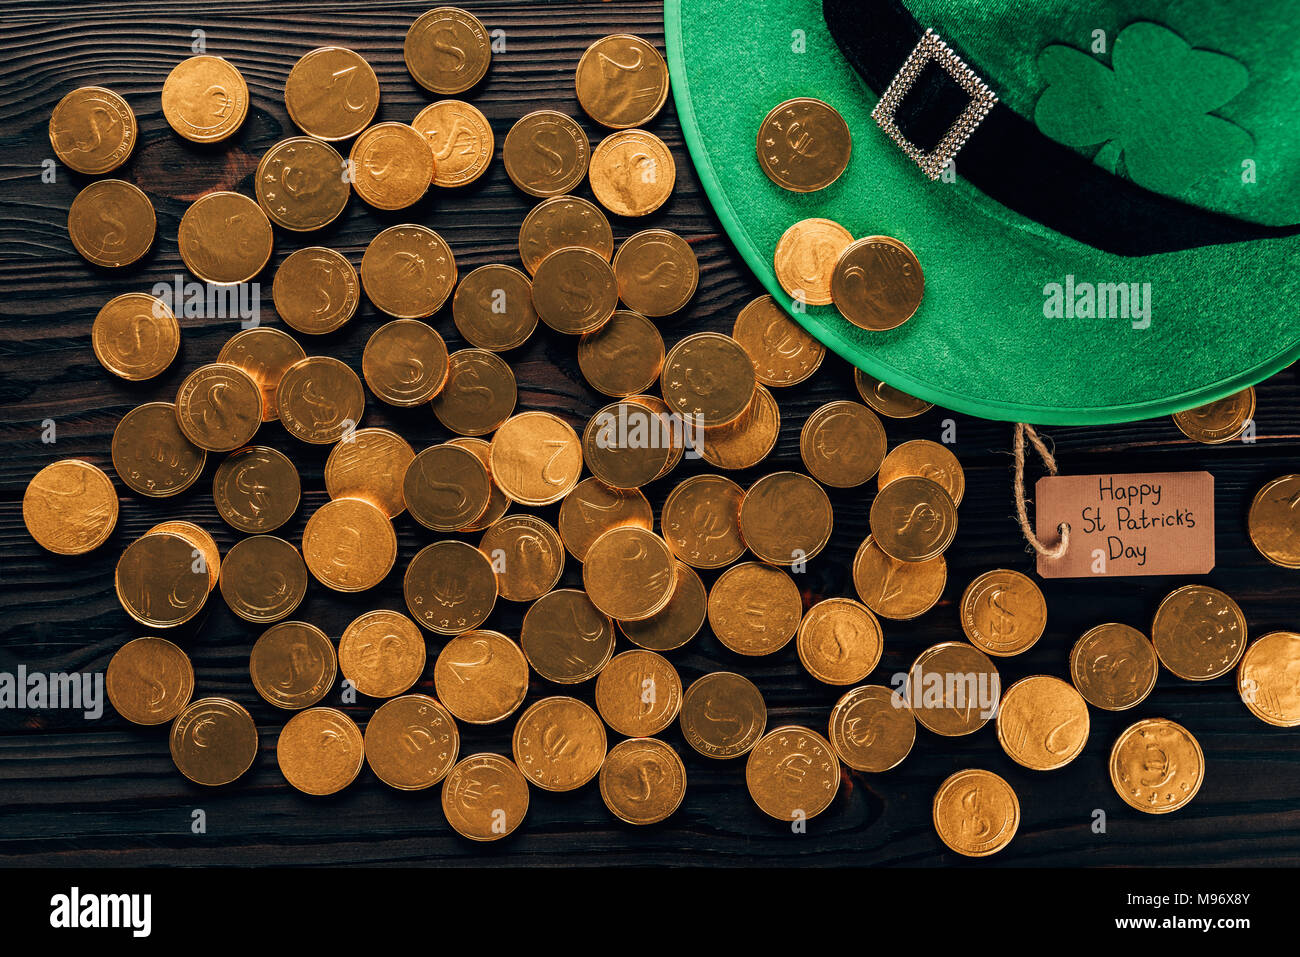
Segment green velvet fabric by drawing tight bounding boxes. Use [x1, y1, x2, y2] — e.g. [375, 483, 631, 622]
[664, 0, 1300, 424]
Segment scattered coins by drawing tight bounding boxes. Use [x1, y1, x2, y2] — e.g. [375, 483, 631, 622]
[1109, 717, 1204, 814]
[698, 384, 780, 469]
[878, 439, 965, 505]
[619, 562, 707, 652]
[557, 478, 653, 560]
[106, 637, 194, 725]
[218, 327, 306, 422]
[161, 55, 248, 142]
[1069, 623, 1158, 711]
[757, 97, 852, 192]
[933, 769, 1019, 856]
[324, 428, 415, 519]
[1172, 386, 1254, 444]
[115, 530, 208, 627]
[519, 194, 614, 273]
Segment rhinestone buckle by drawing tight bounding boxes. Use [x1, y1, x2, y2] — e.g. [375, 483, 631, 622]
[871, 28, 998, 181]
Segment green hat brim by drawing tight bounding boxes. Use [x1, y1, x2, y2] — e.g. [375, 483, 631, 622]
[665, 0, 1300, 424]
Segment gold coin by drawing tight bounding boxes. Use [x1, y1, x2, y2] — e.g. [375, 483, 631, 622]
[1238, 631, 1300, 727]
[451, 264, 538, 352]
[213, 446, 300, 533]
[1069, 623, 1158, 711]
[827, 684, 915, 772]
[360, 224, 456, 319]
[1248, 474, 1300, 568]
[612, 229, 698, 317]
[732, 294, 825, 387]
[479, 514, 565, 601]
[854, 368, 934, 418]
[773, 218, 852, 306]
[23, 459, 117, 555]
[600, 737, 686, 824]
[404, 443, 491, 531]
[488, 412, 583, 506]
[502, 110, 589, 197]
[301, 497, 396, 592]
[832, 236, 924, 331]
[273, 247, 360, 334]
[431, 348, 517, 435]
[870, 475, 957, 562]
[661, 474, 745, 569]
[708, 562, 802, 656]
[578, 310, 664, 397]
[907, 642, 1000, 736]
[67, 179, 154, 267]
[174, 363, 262, 452]
[361, 320, 449, 406]
[996, 675, 1090, 771]
[633, 391, 689, 483]
[448, 437, 511, 531]
[169, 698, 258, 786]
[1109, 717, 1204, 814]
[254, 136, 350, 231]
[756, 97, 852, 192]
[284, 46, 379, 141]
[583, 526, 677, 621]
[339, 609, 426, 698]
[249, 620, 336, 709]
[745, 726, 840, 821]
[513, 696, 607, 792]
[797, 598, 883, 685]
[49, 86, 136, 174]
[146, 520, 219, 592]
[442, 753, 529, 841]
[434, 630, 529, 724]
[404, 539, 497, 634]
[413, 99, 493, 187]
[575, 34, 670, 129]
[323, 427, 414, 518]
[595, 649, 683, 737]
[582, 400, 673, 489]
[519, 195, 614, 274]
[680, 672, 766, 759]
[589, 129, 676, 217]
[106, 637, 194, 726]
[276, 355, 365, 444]
[349, 123, 434, 210]
[365, 694, 460, 790]
[698, 383, 780, 470]
[219, 535, 307, 623]
[115, 530, 208, 627]
[739, 471, 833, 565]
[161, 55, 248, 142]
[111, 402, 206, 498]
[558, 478, 653, 560]
[662, 332, 756, 427]
[520, 588, 616, 683]
[960, 569, 1046, 657]
[800, 400, 886, 488]
[1151, 584, 1247, 680]
[92, 293, 178, 381]
[933, 769, 1019, 856]
[878, 439, 965, 505]
[532, 246, 619, 334]
[851, 535, 946, 621]
[277, 707, 364, 796]
[178, 191, 273, 285]
[619, 562, 707, 652]
[404, 6, 492, 95]
[218, 327, 306, 422]
[1172, 386, 1254, 444]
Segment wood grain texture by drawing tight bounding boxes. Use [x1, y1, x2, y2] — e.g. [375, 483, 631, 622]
[1, 0, 1298, 867]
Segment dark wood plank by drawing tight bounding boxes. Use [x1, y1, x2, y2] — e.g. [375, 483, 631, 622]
[0, 0, 1297, 867]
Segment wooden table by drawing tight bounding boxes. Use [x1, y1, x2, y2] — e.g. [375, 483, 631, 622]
[1, 0, 1297, 867]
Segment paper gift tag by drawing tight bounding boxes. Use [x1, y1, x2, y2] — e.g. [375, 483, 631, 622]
[1035, 471, 1214, 578]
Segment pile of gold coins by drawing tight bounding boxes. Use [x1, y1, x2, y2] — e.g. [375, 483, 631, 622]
[26, 7, 1300, 851]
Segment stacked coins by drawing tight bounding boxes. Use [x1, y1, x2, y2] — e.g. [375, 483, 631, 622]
[26, 8, 1299, 858]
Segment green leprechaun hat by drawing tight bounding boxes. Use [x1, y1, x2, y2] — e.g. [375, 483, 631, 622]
[664, 0, 1300, 424]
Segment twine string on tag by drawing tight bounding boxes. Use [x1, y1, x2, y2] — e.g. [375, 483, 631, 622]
[1013, 422, 1070, 559]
